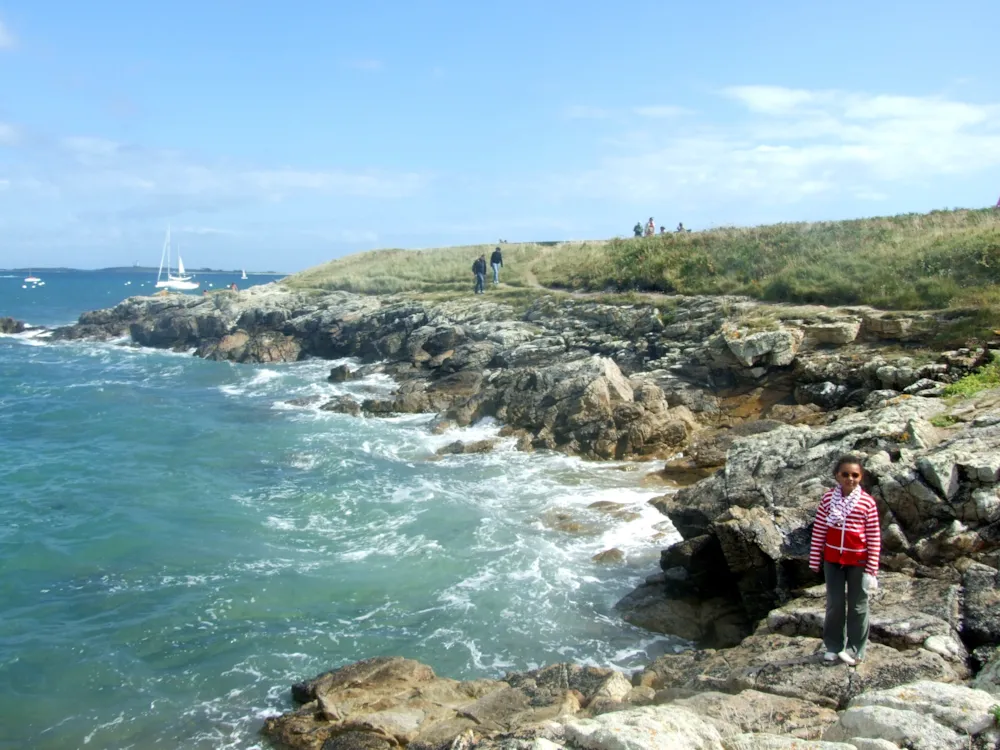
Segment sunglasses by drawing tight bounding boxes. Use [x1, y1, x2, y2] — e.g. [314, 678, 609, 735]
[838, 471, 862, 479]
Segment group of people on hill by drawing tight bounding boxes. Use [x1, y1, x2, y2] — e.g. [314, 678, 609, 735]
[633, 218, 689, 236]
[472, 246, 504, 294]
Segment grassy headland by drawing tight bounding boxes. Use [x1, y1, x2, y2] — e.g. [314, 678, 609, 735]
[282, 208, 1000, 339]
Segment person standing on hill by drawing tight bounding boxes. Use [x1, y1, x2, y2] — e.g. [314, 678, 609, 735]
[472, 254, 487, 294]
[633, 222, 643, 237]
[645, 217, 655, 236]
[809, 454, 880, 666]
[490, 246, 504, 285]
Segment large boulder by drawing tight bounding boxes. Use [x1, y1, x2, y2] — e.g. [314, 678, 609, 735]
[263, 658, 640, 750]
[446, 356, 696, 460]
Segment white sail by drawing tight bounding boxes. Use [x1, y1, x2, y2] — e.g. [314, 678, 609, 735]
[154, 227, 199, 291]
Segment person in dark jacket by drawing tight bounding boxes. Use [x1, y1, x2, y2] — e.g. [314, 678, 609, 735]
[809, 454, 881, 666]
[472, 255, 487, 294]
[633, 222, 643, 237]
[490, 247, 503, 285]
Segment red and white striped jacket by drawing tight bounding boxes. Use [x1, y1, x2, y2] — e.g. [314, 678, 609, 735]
[808, 487, 881, 575]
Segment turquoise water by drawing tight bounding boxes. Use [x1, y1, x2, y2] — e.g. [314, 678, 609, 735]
[0, 271, 680, 749]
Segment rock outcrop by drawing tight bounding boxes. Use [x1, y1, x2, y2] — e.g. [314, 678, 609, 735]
[0, 316, 26, 334]
[29, 281, 1000, 750]
[261, 655, 997, 750]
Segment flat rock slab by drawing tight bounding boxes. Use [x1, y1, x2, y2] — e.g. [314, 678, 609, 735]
[563, 705, 725, 750]
[634, 634, 962, 710]
[721, 734, 860, 749]
[823, 705, 965, 750]
[847, 679, 997, 736]
[671, 689, 838, 740]
[761, 573, 968, 670]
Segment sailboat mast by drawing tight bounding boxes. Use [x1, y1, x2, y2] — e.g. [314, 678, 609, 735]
[157, 226, 170, 283]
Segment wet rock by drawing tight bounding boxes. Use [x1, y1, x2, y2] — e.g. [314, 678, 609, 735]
[435, 439, 500, 456]
[794, 382, 850, 410]
[591, 548, 625, 564]
[328, 364, 354, 382]
[321, 397, 362, 417]
[587, 501, 642, 522]
[0, 317, 26, 334]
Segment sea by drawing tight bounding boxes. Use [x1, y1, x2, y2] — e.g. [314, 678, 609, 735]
[0, 270, 683, 750]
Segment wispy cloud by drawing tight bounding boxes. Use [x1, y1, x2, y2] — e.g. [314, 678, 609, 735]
[346, 58, 383, 71]
[0, 19, 16, 50]
[565, 105, 614, 120]
[0, 122, 19, 145]
[551, 86, 1000, 206]
[633, 105, 690, 119]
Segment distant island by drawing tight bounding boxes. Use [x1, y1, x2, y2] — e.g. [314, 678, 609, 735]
[2, 267, 285, 275]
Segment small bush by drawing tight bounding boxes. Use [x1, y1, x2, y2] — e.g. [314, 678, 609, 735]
[942, 361, 1000, 398]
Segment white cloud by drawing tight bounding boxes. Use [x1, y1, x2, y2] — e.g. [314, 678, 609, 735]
[19, 135, 429, 204]
[0, 20, 15, 50]
[552, 86, 1000, 206]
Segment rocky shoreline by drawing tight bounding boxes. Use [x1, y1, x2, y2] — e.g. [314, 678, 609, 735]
[23, 284, 1000, 748]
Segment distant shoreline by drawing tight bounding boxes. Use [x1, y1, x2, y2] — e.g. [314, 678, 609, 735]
[1, 267, 286, 275]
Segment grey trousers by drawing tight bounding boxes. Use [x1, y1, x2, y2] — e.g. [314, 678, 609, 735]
[823, 562, 870, 659]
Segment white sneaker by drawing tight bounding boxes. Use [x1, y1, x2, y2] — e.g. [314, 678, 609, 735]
[823, 652, 838, 662]
[837, 650, 857, 666]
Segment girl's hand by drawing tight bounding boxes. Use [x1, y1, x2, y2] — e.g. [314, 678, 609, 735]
[862, 573, 878, 593]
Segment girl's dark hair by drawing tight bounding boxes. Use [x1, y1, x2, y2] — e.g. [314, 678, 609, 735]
[833, 454, 864, 476]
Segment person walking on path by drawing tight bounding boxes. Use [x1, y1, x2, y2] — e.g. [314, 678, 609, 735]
[490, 246, 504, 285]
[472, 254, 487, 294]
[809, 454, 881, 666]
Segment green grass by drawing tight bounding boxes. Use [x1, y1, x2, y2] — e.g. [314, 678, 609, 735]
[283, 242, 597, 294]
[942, 358, 1000, 398]
[281, 208, 1000, 340]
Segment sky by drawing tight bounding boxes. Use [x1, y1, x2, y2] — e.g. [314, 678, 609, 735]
[0, 1, 998, 272]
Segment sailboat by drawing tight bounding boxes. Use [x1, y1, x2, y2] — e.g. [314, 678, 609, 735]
[24, 271, 41, 284]
[241, 269, 248, 280]
[155, 227, 200, 291]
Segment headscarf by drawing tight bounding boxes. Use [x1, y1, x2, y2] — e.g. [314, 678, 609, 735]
[826, 484, 862, 528]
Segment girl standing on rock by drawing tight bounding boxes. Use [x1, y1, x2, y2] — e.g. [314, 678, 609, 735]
[808, 454, 881, 666]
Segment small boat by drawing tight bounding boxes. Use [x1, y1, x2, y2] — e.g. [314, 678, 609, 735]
[241, 269, 248, 280]
[24, 273, 41, 284]
[154, 227, 200, 291]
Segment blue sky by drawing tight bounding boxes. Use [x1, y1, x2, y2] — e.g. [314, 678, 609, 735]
[0, 1, 997, 271]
